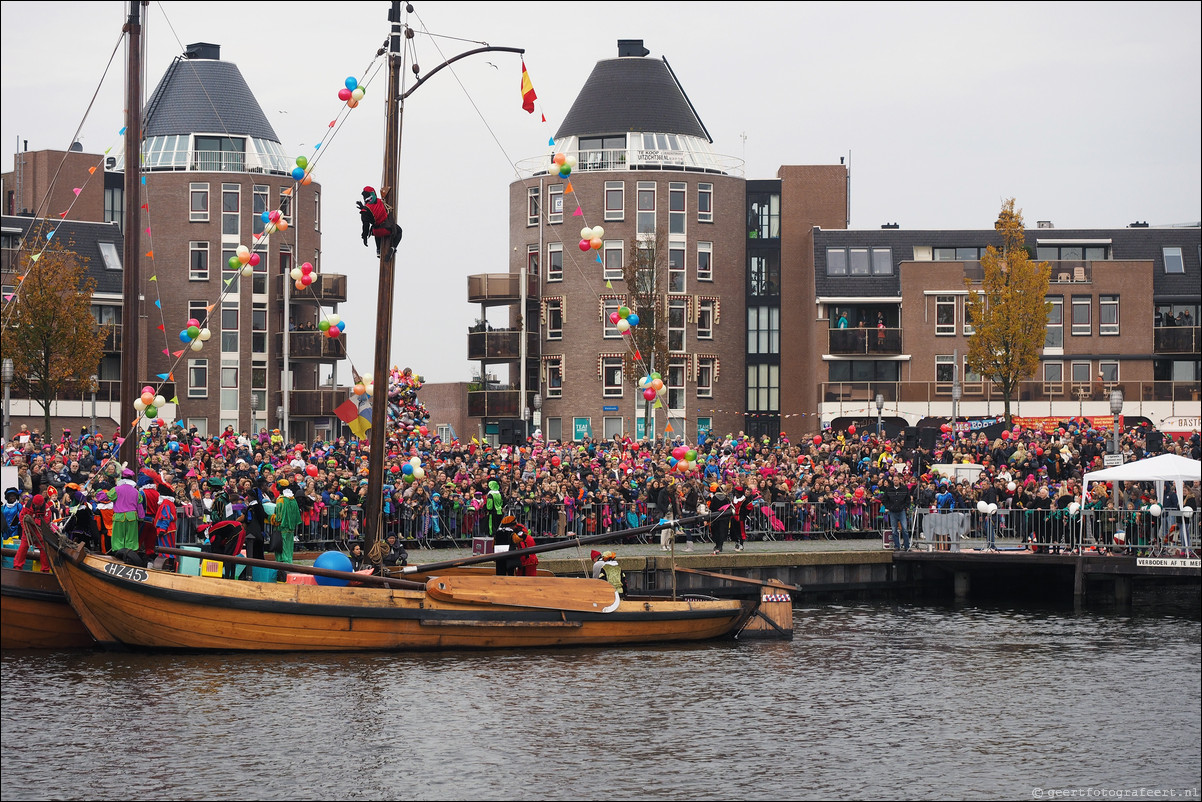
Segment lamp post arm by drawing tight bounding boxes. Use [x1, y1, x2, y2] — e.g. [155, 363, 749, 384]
[400, 46, 525, 101]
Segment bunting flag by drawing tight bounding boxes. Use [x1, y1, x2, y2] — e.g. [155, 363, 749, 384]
[88, 166, 97, 175]
[149, 275, 157, 282]
[173, 349, 185, 357]
[573, 207, 583, 217]
[156, 373, 169, 380]
[335, 396, 372, 438]
[564, 181, 574, 193]
[156, 324, 164, 331]
[170, 396, 180, 404]
[162, 348, 170, 356]
[606, 280, 612, 289]
[72, 188, 81, 195]
[520, 60, 537, 113]
[154, 299, 161, 308]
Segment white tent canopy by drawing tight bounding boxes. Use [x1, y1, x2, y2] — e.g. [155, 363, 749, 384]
[1082, 453, 1201, 549]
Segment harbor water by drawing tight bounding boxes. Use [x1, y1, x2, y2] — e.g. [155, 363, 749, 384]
[2, 596, 1199, 801]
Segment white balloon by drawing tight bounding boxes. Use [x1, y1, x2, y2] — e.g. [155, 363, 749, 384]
[1068, 502, 1080, 515]
[133, 399, 146, 412]
[580, 226, 592, 240]
[290, 268, 303, 280]
[241, 265, 253, 276]
[412, 467, 425, 480]
[410, 456, 421, 466]
[1148, 503, 1162, 517]
[199, 328, 212, 342]
[592, 225, 605, 239]
[329, 314, 341, 326]
[565, 155, 577, 168]
[987, 503, 998, 515]
[154, 395, 166, 408]
[1007, 482, 1017, 492]
[977, 500, 988, 513]
[190, 339, 204, 351]
[1181, 505, 1194, 519]
[360, 373, 373, 385]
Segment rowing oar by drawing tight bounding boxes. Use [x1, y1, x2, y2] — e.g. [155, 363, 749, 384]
[153, 546, 425, 590]
[402, 509, 732, 575]
[674, 566, 801, 593]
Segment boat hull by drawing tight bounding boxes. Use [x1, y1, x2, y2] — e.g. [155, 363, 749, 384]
[1, 566, 94, 649]
[44, 538, 756, 652]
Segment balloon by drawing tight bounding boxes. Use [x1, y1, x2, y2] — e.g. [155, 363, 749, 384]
[338, 88, 352, 101]
[313, 550, 353, 586]
[142, 386, 154, 395]
[672, 446, 687, 460]
[651, 372, 661, 381]
[410, 457, 421, 466]
[241, 265, 253, 277]
[814, 435, 823, 445]
[988, 503, 998, 515]
[301, 262, 314, 274]
[559, 164, 571, 176]
[326, 327, 339, 339]
[419, 426, 429, 436]
[228, 256, 241, 270]
[145, 404, 157, 417]
[248, 253, 260, 267]
[592, 226, 605, 239]
[627, 313, 639, 327]
[199, 328, 211, 341]
[579, 239, 591, 252]
[295, 280, 306, 290]
[618, 306, 631, 319]
[1035, 447, 1044, 456]
[190, 340, 204, 351]
[413, 467, 425, 480]
[154, 395, 165, 408]
[1148, 503, 1162, 517]
[855, 487, 865, 499]
[657, 384, 668, 396]
[141, 391, 155, 405]
[260, 211, 270, 223]
[668, 457, 678, 467]
[565, 155, 577, 169]
[290, 267, 303, 280]
[269, 210, 282, 223]
[350, 87, 365, 103]
[977, 500, 988, 513]
[353, 383, 365, 395]
[301, 274, 313, 286]
[306, 464, 318, 477]
[643, 388, 657, 401]
[296, 156, 308, 169]
[1007, 482, 1017, 492]
[589, 237, 602, 250]
[551, 456, 561, 467]
[329, 313, 341, 326]
[345, 76, 358, 91]
[1068, 502, 1080, 515]
[319, 320, 331, 331]
[940, 423, 950, 433]
[848, 424, 856, 435]
[186, 318, 199, 327]
[277, 218, 289, 231]
[554, 153, 566, 166]
[337, 321, 346, 331]
[133, 399, 146, 412]
[616, 319, 630, 333]
[361, 374, 372, 385]
[292, 167, 305, 180]
[1001, 430, 1010, 440]
[179, 329, 191, 343]
[651, 379, 664, 391]
[236, 244, 250, 260]
[609, 312, 620, 325]
[685, 450, 696, 461]
[346, 99, 359, 109]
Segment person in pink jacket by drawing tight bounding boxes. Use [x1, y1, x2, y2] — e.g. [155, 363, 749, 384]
[107, 469, 142, 552]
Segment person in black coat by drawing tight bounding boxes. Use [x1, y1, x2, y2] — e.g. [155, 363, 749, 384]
[882, 475, 913, 551]
[708, 484, 734, 554]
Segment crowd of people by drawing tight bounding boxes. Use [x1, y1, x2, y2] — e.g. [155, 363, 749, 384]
[3, 407, 1199, 566]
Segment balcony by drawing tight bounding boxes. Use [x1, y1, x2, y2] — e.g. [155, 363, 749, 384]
[100, 324, 122, 353]
[828, 327, 902, 355]
[276, 273, 348, 304]
[285, 388, 346, 417]
[514, 148, 745, 179]
[467, 328, 540, 363]
[275, 331, 347, 360]
[1154, 325, 1200, 354]
[467, 273, 540, 305]
[467, 388, 520, 418]
[964, 260, 1094, 284]
[820, 380, 1201, 406]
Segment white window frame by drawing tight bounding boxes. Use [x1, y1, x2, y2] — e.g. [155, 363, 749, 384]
[747, 306, 780, 355]
[547, 242, 563, 282]
[871, 247, 893, 276]
[1071, 296, 1092, 336]
[667, 358, 686, 411]
[935, 354, 955, 393]
[545, 299, 563, 340]
[1043, 361, 1064, 396]
[1045, 297, 1064, 350]
[527, 186, 540, 226]
[189, 241, 210, 281]
[697, 299, 714, 340]
[188, 359, 208, 398]
[602, 357, 624, 397]
[1099, 361, 1119, 386]
[636, 181, 656, 235]
[1163, 246, 1184, 274]
[548, 184, 563, 224]
[935, 295, 956, 336]
[545, 357, 563, 398]
[603, 240, 624, 281]
[190, 182, 209, 222]
[186, 417, 208, 436]
[697, 241, 713, 282]
[668, 297, 687, 353]
[221, 183, 240, 237]
[697, 183, 713, 223]
[1099, 295, 1119, 336]
[604, 181, 624, 221]
[667, 242, 686, 293]
[697, 357, 715, 398]
[603, 298, 623, 339]
[602, 417, 624, 439]
[221, 302, 239, 353]
[668, 182, 686, 236]
[527, 245, 539, 277]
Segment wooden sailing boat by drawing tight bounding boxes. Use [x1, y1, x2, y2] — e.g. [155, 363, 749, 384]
[1, 549, 93, 649]
[41, 2, 760, 653]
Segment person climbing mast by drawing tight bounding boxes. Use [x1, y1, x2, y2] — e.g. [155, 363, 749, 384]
[357, 186, 402, 259]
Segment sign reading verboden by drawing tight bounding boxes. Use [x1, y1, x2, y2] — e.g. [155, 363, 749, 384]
[1136, 557, 1201, 569]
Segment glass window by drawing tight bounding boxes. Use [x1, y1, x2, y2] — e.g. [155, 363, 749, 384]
[253, 185, 268, 236]
[97, 241, 121, 271]
[668, 245, 685, 293]
[545, 358, 563, 398]
[1085, 246, 1108, 261]
[667, 359, 686, 411]
[186, 418, 208, 436]
[190, 242, 209, 281]
[933, 248, 957, 261]
[955, 247, 981, 261]
[749, 252, 780, 297]
[848, 248, 871, 275]
[603, 241, 624, 281]
[190, 183, 209, 222]
[1071, 296, 1091, 336]
[747, 306, 780, 355]
[935, 295, 956, 335]
[1071, 362, 1092, 386]
[527, 187, 540, 226]
[1045, 297, 1063, 348]
[603, 298, 623, 338]
[602, 357, 624, 397]
[527, 245, 539, 277]
[221, 304, 239, 352]
[827, 248, 847, 276]
[251, 303, 267, 353]
[1099, 362, 1119, 383]
[697, 357, 714, 398]
[222, 184, 240, 237]
[548, 184, 563, 224]
[872, 248, 893, 275]
[221, 366, 238, 388]
[748, 193, 780, 239]
[188, 359, 208, 398]
[697, 242, 713, 282]
[1043, 362, 1064, 395]
[603, 417, 624, 439]
[547, 243, 563, 282]
[746, 363, 779, 412]
[1163, 247, 1184, 274]
[604, 181, 624, 221]
[935, 355, 955, 385]
[637, 182, 656, 235]
[669, 182, 686, 236]
[697, 183, 713, 223]
[668, 298, 686, 352]
[545, 300, 562, 340]
[697, 299, 714, 340]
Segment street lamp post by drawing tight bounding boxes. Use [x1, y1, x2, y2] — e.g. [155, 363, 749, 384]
[875, 393, 884, 439]
[1109, 389, 1124, 458]
[532, 393, 542, 431]
[89, 374, 98, 436]
[249, 393, 260, 435]
[1, 358, 12, 443]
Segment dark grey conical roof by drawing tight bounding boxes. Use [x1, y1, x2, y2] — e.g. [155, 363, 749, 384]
[555, 56, 709, 142]
[143, 53, 279, 142]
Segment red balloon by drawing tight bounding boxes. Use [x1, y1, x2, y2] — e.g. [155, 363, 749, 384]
[813, 435, 822, 445]
[1036, 447, 1044, 456]
[1001, 430, 1010, 440]
[551, 455, 561, 466]
[306, 464, 318, 476]
[940, 423, 950, 433]
[579, 239, 591, 252]
[338, 88, 352, 101]
[848, 424, 856, 435]
[796, 455, 805, 465]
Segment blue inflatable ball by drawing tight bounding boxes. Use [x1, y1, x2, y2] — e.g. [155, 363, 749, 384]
[313, 550, 353, 586]
[291, 166, 305, 181]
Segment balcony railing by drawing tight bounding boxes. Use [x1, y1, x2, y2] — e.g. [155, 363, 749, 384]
[467, 273, 540, 305]
[277, 273, 348, 304]
[285, 388, 346, 417]
[467, 389, 520, 418]
[828, 327, 902, 355]
[514, 148, 745, 179]
[1154, 325, 1199, 354]
[964, 260, 1094, 284]
[101, 324, 122, 353]
[821, 380, 1201, 405]
[467, 329, 540, 363]
[275, 331, 347, 360]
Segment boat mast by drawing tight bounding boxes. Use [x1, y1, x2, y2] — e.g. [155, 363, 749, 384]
[363, 0, 405, 552]
[118, 0, 145, 471]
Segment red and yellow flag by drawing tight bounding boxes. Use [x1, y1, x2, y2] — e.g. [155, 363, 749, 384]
[520, 60, 537, 114]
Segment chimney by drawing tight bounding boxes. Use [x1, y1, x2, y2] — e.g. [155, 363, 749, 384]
[1036, 220, 1054, 229]
[881, 222, 899, 229]
[1128, 221, 1149, 228]
[185, 42, 221, 60]
[617, 39, 650, 57]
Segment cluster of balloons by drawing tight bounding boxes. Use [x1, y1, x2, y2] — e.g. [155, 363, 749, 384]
[551, 152, 576, 178]
[318, 313, 345, 339]
[393, 456, 425, 483]
[227, 245, 261, 278]
[578, 225, 605, 252]
[609, 304, 640, 334]
[667, 444, 699, 473]
[290, 261, 318, 291]
[178, 317, 213, 352]
[352, 372, 375, 397]
[638, 372, 667, 402]
[260, 208, 290, 235]
[388, 366, 430, 436]
[337, 76, 365, 108]
[290, 155, 314, 184]
[976, 500, 1000, 515]
[133, 386, 167, 427]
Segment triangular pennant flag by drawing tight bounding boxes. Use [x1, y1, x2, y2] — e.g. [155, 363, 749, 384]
[170, 396, 180, 405]
[28, 255, 38, 263]
[157, 373, 168, 380]
[548, 137, 554, 146]
[141, 203, 148, 210]
[606, 280, 612, 289]
[72, 187, 81, 195]
[168, 372, 174, 381]
[119, 126, 127, 135]
[59, 211, 67, 217]
[88, 165, 97, 175]
[173, 349, 185, 357]
[282, 187, 292, 196]
[2, 295, 10, 302]
[154, 299, 161, 308]
[596, 255, 602, 263]
[541, 114, 546, 123]
[104, 147, 112, 155]
[45, 231, 53, 240]
[162, 348, 170, 355]
[573, 207, 583, 217]
[145, 250, 153, 258]
[635, 351, 641, 360]
[206, 304, 215, 312]
[329, 120, 335, 127]
[654, 399, 663, 409]
[156, 324, 164, 331]
[565, 181, 574, 193]
[149, 275, 156, 282]
[664, 423, 674, 432]
[145, 227, 151, 235]
[140, 176, 146, 185]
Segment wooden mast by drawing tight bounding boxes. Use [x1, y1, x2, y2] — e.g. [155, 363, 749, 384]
[118, 0, 145, 470]
[363, 1, 405, 553]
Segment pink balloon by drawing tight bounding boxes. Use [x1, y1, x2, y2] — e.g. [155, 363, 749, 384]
[338, 88, 352, 101]
[609, 312, 620, 325]
[643, 388, 656, 401]
[579, 239, 591, 252]
[248, 253, 260, 267]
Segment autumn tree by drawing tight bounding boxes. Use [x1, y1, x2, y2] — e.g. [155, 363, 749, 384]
[0, 247, 106, 438]
[964, 199, 1052, 423]
[622, 230, 669, 439]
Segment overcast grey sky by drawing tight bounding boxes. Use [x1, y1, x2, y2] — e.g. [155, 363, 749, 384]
[2, 1, 1199, 384]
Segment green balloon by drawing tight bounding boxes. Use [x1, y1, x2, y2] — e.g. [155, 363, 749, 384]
[145, 404, 157, 417]
[228, 256, 240, 270]
[187, 325, 200, 339]
[296, 156, 308, 169]
[319, 320, 330, 331]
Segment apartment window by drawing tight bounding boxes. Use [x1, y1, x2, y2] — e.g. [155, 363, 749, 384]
[221, 247, 238, 287]
[603, 240, 624, 281]
[827, 248, 848, 276]
[527, 187, 540, 226]
[547, 243, 563, 282]
[189, 242, 210, 280]
[603, 417, 624, 439]
[872, 248, 893, 276]
[1099, 362, 1119, 385]
[527, 245, 539, 277]
[1044, 362, 1064, 396]
[313, 192, 320, 231]
[602, 298, 623, 338]
[186, 418, 208, 436]
[1037, 244, 1110, 261]
[251, 303, 268, 353]
[604, 181, 624, 221]
[251, 247, 267, 295]
[668, 182, 686, 236]
[98, 241, 121, 271]
[667, 359, 686, 411]
[748, 193, 780, 239]
[1045, 297, 1063, 348]
[190, 183, 210, 222]
[548, 184, 563, 224]
[188, 359, 208, 398]
[1163, 247, 1184, 274]
[222, 184, 240, 236]
[749, 252, 780, 297]
[963, 357, 982, 390]
[105, 186, 124, 229]
[602, 356, 624, 397]
[221, 365, 239, 410]
[697, 357, 715, 397]
[935, 355, 955, 391]
[1099, 295, 1119, 335]
[90, 304, 121, 326]
[253, 185, 269, 236]
[189, 301, 209, 331]
[697, 299, 714, 340]
[637, 181, 656, 235]
[545, 357, 563, 398]
[221, 303, 239, 352]
[963, 296, 977, 336]
[697, 183, 713, 223]
[545, 417, 562, 441]
[545, 299, 562, 340]
[746, 363, 779, 412]
[848, 248, 871, 276]
[935, 295, 956, 335]
[280, 248, 292, 286]
[1071, 296, 1092, 336]
[668, 297, 687, 352]
[279, 189, 293, 225]
[747, 306, 780, 355]
[668, 244, 685, 293]
[1071, 362, 1092, 394]
[697, 242, 713, 282]
[251, 365, 268, 414]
